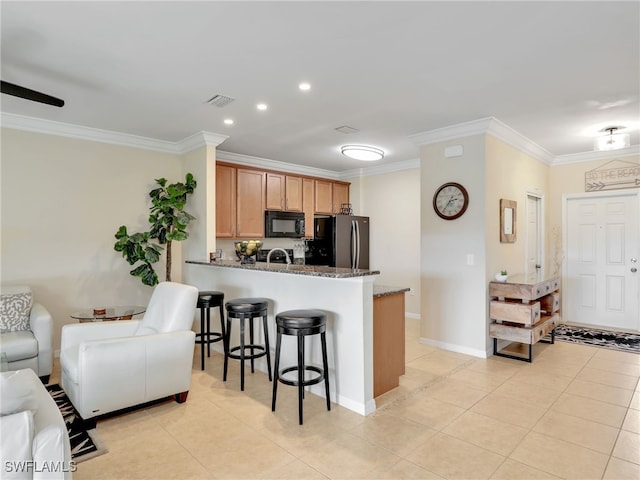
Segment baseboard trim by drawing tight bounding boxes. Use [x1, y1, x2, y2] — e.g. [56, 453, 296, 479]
[419, 337, 488, 358]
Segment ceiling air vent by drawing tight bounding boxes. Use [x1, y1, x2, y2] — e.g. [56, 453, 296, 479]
[335, 125, 360, 134]
[206, 94, 235, 107]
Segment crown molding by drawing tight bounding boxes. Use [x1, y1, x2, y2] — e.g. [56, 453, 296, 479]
[339, 158, 420, 180]
[409, 116, 555, 165]
[1, 112, 180, 153]
[178, 131, 228, 153]
[216, 150, 343, 180]
[552, 145, 640, 165]
[1, 113, 227, 155]
[408, 117, 494, 146]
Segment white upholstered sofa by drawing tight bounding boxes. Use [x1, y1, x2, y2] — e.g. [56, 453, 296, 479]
[0, 369, 73, 479]
[0, 286, 53, 383]
[60, 282, 198, 420]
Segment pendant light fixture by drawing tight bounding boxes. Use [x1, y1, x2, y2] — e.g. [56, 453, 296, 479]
[594, 126, 630, 151]
[341, 144, 384, 161]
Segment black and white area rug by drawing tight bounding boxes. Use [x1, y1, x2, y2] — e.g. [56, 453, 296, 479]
[45, 384, 108, 462]
[554, 324, 640, 354]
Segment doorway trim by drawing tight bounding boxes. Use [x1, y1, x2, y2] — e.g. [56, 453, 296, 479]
[525, 190, 544, 275]
[562, 188, 640, 327]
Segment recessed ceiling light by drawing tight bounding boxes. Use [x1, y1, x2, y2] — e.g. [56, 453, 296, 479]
[224, 118, 234, 125]
[257, 103, 268, 111]
[298, 82, 311, 91]
[341, 145, 385, 161]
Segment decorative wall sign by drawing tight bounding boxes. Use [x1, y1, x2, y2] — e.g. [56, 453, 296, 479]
[500, 199, 516, 243]
[585, 159, 640, 192]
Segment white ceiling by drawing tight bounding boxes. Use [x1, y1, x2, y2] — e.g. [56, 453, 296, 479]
[1, 1, 639, 172]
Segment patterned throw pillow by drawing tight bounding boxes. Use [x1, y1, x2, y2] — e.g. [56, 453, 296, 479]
[0, 287, 33, 333]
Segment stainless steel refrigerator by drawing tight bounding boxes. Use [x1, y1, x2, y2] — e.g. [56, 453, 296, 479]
[309, 215, 370, 269]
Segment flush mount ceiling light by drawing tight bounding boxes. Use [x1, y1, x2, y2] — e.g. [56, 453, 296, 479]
[594, 126, 630, 151]
[340, 145, 384, 161]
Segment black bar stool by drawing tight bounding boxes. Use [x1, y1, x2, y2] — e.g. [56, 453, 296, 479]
[224, 297, 272, 391]
[271, 309, 330, 425]
[195, 291, 225, 371]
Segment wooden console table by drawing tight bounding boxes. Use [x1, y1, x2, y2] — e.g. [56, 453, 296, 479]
[489, 273, 560, 362]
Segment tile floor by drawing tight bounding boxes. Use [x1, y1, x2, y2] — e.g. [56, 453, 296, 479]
[55, 319, 640, 480]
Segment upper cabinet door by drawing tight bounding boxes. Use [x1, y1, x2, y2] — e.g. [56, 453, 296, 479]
[315, 179, 333, 214]
[216, 164, 236, 238]
[332, 182, 350, 214]
[236, 168, 265, 238]
[302, 178, 315, 238]
[285, 175, 303, 212]
[265, 173, 285, 210]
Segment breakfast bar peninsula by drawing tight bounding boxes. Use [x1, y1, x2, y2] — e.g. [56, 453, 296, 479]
[185, 259, 380, 415]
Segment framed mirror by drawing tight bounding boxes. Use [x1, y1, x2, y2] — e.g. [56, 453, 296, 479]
[500, 199, 517, 243]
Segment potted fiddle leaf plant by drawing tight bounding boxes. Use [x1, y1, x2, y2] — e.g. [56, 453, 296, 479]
[114, 173, 197, 286]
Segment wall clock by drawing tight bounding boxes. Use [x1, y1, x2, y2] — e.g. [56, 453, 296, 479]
[433, 182, 469, 220]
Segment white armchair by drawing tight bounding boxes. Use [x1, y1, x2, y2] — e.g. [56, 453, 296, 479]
[0, 369, 73, 480]
[59, 282, 198, 421]
[0, 286, 53, 383]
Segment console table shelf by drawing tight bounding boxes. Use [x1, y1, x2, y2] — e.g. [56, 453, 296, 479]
[489, 273, 561, 362]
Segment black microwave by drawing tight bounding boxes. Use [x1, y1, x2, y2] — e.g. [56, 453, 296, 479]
[265, 211, 305, 238]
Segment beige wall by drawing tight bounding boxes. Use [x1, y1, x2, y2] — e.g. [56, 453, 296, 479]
[1, 128, 185, 351]
[357, 168, 421, 315]
[485, 135, 550, 278]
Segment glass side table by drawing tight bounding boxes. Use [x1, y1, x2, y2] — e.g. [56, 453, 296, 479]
[70, 305, 146, 322]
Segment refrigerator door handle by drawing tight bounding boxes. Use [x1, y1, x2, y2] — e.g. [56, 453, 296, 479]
[355, 220, 361, 269]
[351, 220, 357, 269]
[351, 220, 356, 269]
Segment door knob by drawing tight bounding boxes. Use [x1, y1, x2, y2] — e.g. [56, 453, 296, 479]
[631, 258, 638, 263]
[632, 267, 637, 273]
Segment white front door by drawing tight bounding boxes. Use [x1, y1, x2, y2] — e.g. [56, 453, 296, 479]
[565, 191, 639, 331]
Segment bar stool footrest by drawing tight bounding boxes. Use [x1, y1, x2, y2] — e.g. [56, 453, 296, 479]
[228, 344, 268, 361]
[277, 365, 325, 387]
[195, 332, 224, 344]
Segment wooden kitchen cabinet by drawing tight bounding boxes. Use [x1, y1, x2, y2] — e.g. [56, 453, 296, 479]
[373, 287, 407, 397]
[265, 173, 285, 210]
[266, 173, 303, 211]
[236, 168, 265, 238]
[315, 179, 350, 214]
[489, 273, 560, 362]
[302, 178, 315, 238]
[314, 179, 333, 214]
[216, 164, 265, 238]
[216, 161, 349, 238]
[215, 164, 236, 238]
[285, 176, 303, 211]
[332, 182, 350, 213]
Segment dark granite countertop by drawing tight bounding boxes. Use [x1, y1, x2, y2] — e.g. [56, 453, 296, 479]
[374, 285, 411, 297]
[186, 260, 380, 279]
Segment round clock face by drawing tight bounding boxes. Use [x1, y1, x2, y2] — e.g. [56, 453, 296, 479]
[433, 182, 469, 220]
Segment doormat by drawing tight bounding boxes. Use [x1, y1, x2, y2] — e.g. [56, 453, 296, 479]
[45, 384, 108, 463]
[554, 324, 640, 354]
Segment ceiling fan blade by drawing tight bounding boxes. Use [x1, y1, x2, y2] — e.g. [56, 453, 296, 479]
[1, 80, 64, 107]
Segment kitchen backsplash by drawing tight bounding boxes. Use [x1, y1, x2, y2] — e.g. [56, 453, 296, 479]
[216, 238, 303, 261]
